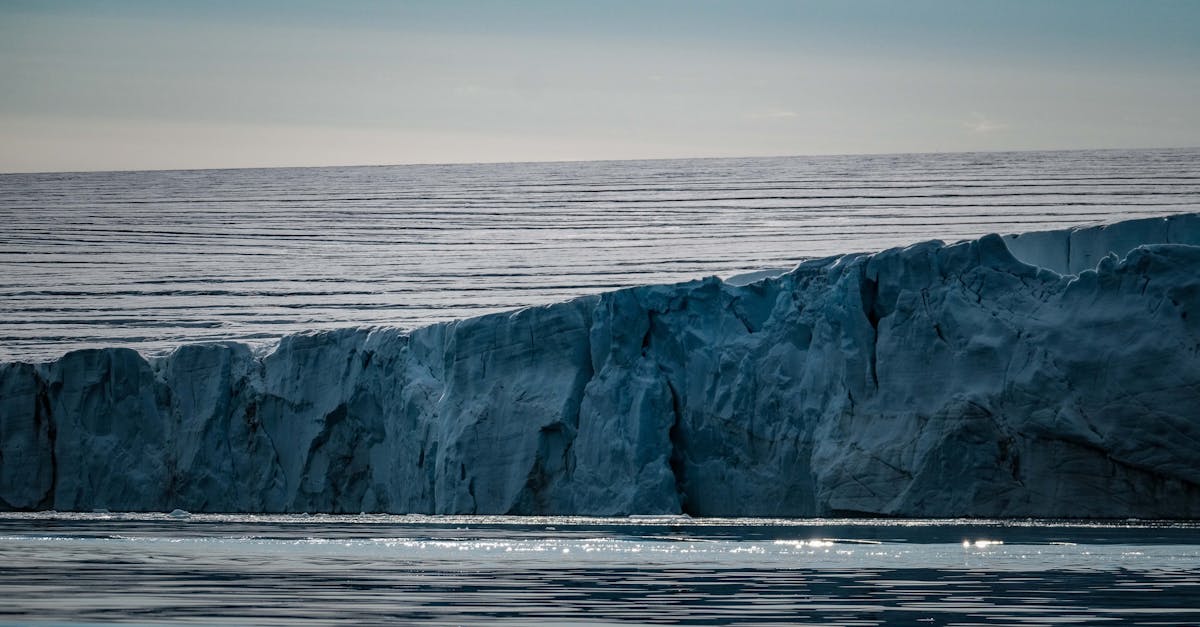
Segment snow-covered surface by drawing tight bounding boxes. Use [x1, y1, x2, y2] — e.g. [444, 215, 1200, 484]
[3, 213, 1198, 517]
[2, 148, 1199, 362]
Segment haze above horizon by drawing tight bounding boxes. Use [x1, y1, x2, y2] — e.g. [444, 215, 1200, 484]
[2, 0, 1198, 173]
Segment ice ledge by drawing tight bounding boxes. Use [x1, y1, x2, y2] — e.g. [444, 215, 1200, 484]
[2, 213, 1199, 516]
[1001, 213, 1200, 275]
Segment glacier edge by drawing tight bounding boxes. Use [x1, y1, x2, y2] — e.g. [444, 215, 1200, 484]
[2, 213, 1200, 516]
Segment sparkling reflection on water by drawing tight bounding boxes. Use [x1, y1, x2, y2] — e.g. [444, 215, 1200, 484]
[1, 514, 1198, 625]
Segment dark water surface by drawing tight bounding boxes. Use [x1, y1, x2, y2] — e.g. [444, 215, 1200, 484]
[2, 513, 1198, 625]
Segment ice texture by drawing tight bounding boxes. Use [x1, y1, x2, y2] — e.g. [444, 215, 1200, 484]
[3, 214, 1199, 516]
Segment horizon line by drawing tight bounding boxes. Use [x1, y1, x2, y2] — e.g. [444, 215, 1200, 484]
[2, 144, 1197, 177]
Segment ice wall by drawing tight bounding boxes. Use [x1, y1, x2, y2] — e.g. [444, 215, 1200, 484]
[1002, 213, 1200, 274]
[3, 214, 1199, 517]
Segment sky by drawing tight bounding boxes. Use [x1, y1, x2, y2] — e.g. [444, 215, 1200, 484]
[1, 0, 1198, 173]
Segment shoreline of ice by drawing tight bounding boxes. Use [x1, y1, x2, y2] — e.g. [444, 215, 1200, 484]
[3, 213, 1199, 517]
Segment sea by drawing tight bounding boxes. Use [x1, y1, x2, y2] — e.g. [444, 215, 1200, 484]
[2, 148, 1199, 362]
[1, 513, 1198, 625]
[2, 148, 1200, 624]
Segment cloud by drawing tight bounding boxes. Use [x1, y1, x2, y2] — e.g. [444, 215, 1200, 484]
[748, 108, 799, 120]
[964, 112, 1009, 134]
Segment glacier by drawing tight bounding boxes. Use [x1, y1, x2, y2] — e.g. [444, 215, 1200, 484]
[2, 213, 1200, 517]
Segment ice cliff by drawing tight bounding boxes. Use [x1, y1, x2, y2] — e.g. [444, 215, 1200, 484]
[3, 214, 1200, 517]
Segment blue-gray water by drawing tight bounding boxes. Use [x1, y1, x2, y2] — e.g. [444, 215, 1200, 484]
[2, 148, 1199, 361]
[2, 514, 1198, 625]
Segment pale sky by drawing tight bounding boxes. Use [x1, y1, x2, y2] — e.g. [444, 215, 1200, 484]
[1, 0, 1198, 172]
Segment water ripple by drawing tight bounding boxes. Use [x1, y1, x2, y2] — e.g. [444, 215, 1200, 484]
[1, 515, 1198, 625]
[3, 148, 1198, 361]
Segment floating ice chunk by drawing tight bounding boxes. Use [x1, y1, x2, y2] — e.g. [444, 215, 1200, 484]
[963, 540, 1004, 549]
[723, 267, 791, 286]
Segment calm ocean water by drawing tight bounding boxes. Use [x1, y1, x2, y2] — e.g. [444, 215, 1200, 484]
[2, 148, 1199, 362]
[1, 514, 1199, 625]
